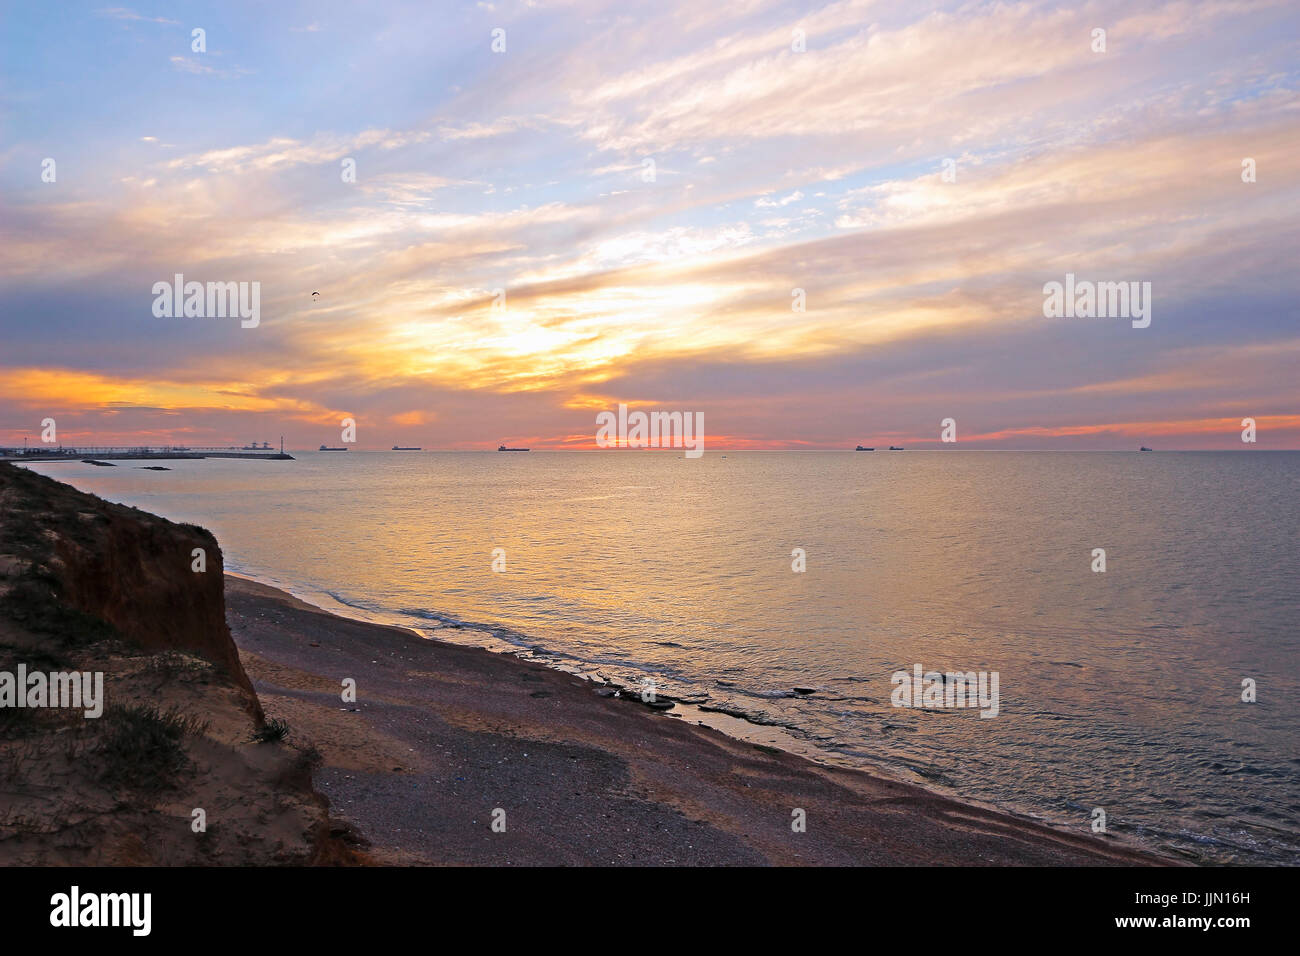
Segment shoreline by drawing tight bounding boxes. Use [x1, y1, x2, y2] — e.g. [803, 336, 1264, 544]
[224, 570, 898, 777]
[225, 572, 1174, 865]
[225, 570, 1192, 861]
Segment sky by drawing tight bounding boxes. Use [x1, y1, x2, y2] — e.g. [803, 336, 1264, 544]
[1, 0, 1297, 450]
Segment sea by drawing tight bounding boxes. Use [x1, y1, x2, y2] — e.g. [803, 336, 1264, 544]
[23, 449, 1300, 864]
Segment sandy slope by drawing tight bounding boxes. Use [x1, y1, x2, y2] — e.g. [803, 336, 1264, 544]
[0, 463, 360, 865]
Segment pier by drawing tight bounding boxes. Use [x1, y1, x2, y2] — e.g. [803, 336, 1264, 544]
[0, 445, 295, 462]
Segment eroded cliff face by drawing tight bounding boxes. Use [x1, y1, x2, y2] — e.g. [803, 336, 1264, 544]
[0, 463, 363, 865]
[49, 485, 263, 724]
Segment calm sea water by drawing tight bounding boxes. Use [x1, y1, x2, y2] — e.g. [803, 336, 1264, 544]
[25, 451, 1300, 864]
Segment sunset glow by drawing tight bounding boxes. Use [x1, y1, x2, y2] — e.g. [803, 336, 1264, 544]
[1, 1, 1296, 449]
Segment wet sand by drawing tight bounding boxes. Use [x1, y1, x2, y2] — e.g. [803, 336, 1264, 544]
[226, 574, 1172, 866]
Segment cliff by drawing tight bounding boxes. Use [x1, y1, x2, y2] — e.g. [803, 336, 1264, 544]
[0, 463, 363, 865]
[2, 463, 263, 723]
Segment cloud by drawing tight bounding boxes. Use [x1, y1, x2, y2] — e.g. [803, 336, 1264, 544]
[163, 128, 431, 173]
[755, 190, 803, 208]
[95, 7, 179, 25]
[168, 56, 254, 79]
[3, 0, 1298, 448]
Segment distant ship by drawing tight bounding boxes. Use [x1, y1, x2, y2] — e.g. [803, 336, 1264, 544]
[392, 446, 421, 451]
[319, 445, 348, 451]
[1140, 446, 1153, 452]
[855, 445, 874, 451]
[242, 441, 272, 450]
[498, 444, 529, 452]
[889, 446, 904, 450]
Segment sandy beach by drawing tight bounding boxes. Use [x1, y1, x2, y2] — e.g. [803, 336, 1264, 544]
[226, 574, 1168, 866]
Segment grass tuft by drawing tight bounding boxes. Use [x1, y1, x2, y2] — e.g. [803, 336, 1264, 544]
[251, 717, 290, 743]
[94, 703, 208, 791]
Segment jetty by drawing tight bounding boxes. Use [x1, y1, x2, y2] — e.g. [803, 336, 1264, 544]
[0, 444, 294, 462]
